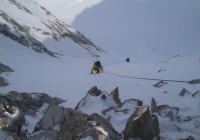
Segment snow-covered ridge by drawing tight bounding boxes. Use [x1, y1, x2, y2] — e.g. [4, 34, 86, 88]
[0, 0, 102, 57]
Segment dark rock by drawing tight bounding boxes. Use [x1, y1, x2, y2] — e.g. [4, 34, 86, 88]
[84, 113, 121, 140]
[153, 80, 168, 88]
[33, 102, 64, 133]
[101, 94, 107, 100]
[87, 86, 102, 96]
[75, 86, 103, 110]
[151, 98, 158, 113]
[2, 91, 65, 115]
[189, 79, 200, 84]
[6, 133, 21, 140]
[102, 99, 143, 116]
[151, 115, 160, 137]
[0, 13, 57, 57]
[158, 105, 179, 121]
[0, 63, 14, 73]
[0, 106, 25, 136]
[0, 91, 65, 139]
[0, 76, 9, 87]
[32, 101, 120, 140]
[157, 69, 166, 73]
[192, 90, 200, 98]
[179, 88, 190, 96]
[180, 135, 195, 140]
[109, 87, 121, 105]
[123, 106, 160, 140]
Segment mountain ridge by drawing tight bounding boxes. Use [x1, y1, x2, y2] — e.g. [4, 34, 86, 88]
[0, 0, 102, 57]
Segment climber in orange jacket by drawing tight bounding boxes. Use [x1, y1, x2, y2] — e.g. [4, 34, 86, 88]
[91, 60, 103, 74]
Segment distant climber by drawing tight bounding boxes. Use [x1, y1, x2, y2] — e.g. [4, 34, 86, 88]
[91, 60, 103, 74]
[126, 58, 130, 62]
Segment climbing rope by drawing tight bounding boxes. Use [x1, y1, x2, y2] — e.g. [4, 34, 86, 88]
[103, 71, 200, 84]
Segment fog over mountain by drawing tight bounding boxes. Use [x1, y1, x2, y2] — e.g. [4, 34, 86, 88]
[71, 0, 200, 60]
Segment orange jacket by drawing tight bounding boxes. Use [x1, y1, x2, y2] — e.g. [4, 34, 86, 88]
[91, 64, 103, 74]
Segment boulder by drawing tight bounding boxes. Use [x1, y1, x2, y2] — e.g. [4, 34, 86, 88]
[109, 87, 121, 105]
[0, 91, 65, 139]
[0, 76, 9, 87]
[31, 101, 121, 140]
[33, 102, 64, 133]
[192, 90, 200, 98]
[180, 135, 195, 140]
[157, 105, 179, 121]
[153, 80, 168, 88]
[151, 98, 158, 113]
[0, 96, 25, 136]
[75, 87, 120, 113]
[85, 113, 121, 140]
[87, 86, 102, 96]
[123, 106, 160, 140]
[179, 88, 190, 97]
[0, 63, 14, 73]
[102, 99, 143, 116]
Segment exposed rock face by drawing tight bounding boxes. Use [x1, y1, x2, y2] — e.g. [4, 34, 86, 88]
[0, 91, 65, 139]
[0, 0, 102, 57]
[109, 87, 121, 105]
[75, 86, 120, 111]
[151, 98, 158, 113]
[158, 105, 179, 121]
[192, 90, 200, 98]
[153, 80, 168, 88]
[30, 102, 120, 140]
[0, 63, 14, 74]
[2, 86, 199, 140]
[179, 88, 190, 96]
[151, 98, 179, 121]
[123, 106, 160, 140]
[76, 86, 144, 137]
[0, 76, 9, 87]
[102, 99, 143, 116]
[87, 86, 102, 96]
[0, 63, 13, 87]
[86, 113, 121, 140]
[0, 11, 57, 57]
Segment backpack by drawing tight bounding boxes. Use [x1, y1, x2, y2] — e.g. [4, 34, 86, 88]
[95, 61, 101, 67]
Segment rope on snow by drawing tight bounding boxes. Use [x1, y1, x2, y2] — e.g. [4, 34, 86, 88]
[103, 71, 200, 84]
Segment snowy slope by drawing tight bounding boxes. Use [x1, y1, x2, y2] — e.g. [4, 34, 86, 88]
[0, 0, 102, 57]
[35, 0, 103, 25]
[1, 0, 200, 140]
[36, 0, 200, 61]
[72, 0, 200, 61]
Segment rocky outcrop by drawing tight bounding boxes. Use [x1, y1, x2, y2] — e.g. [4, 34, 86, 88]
[85, 113, 121, 140]
[1, 86, 199, 140]
[0, 63, 14, 74]
[30, 102, 120, 140]
[151, 98, 158, 113]
[0, 76, 9, 87]
[0, 63, 13, 87]
[0, 0, 103, 57]
[123, 106, 160, 140]
[0, 91, 65, 139]
[0, 11, 57, 57]
[102, 99, 143, 116]
[192, 90, 200, 98]
[153, 80, 168, 88]
[75, 86, 121, 111]
[151, 98, 179, 121]
[109, 87, 121, 105]
[179, 88, 190, 97]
